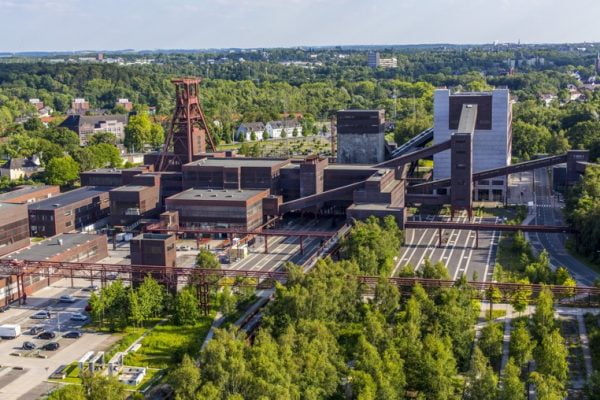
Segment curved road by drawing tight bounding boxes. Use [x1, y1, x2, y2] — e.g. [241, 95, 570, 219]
[531, 168, 598, 286]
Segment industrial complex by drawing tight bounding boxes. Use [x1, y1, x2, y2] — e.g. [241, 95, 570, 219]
[0, 77, 594, 309]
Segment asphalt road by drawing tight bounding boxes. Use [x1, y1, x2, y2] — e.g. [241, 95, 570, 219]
[530, 168, 599, 286]
[395, 212, 500, 282]
[224, 217, 340, 272]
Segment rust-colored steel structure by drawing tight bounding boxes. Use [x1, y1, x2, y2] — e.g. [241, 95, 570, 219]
[2, 260, 599, 315]
[158, 78, 216, 172]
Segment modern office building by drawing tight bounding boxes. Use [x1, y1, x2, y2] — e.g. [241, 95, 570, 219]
[433, 89, 512, 201]
[336, 110, 386, 164]
[28, 186, 111, 237]
[60, 114, 129, 145]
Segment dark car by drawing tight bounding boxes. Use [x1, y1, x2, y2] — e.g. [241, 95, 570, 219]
[22, 341, 36, 350]
[28, 326, 45, 335]
[82, 285, 98, 292]
[38, 331, 56, 340]
[63, 331, 82, 339]
[43, 342, 60, 351]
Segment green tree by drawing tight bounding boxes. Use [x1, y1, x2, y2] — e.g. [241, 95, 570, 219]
[529, 372, 566, 400]
[217, 286, 237, 316]
[262, 130, 269, 140]
[509, 320, 534, 367]
[532, 286, 556, 340]
[47, 385, 85, 400]
[124, 113, 152, 152]
[510, 280, 531, 315]
[128, 289, 144, 327]
[478, 322, 504, 365]
[464, 347, 498, 400]
[499, 358, 525, 400]
[534, 329, 569, 384]
[486, 286, 503, 320]
[168, 354, 201, 400]
[196, 249, 219, 269]
[81, 373, 127, 400]
[172, 286, 201, 326]
[137, 275, 165, 318]
[149, 123, 164, 148]
[45, 156, 79, 186]
[88, 131, 117, 145]
[420, 334, 458, 399]
[373, 276, 400, 318]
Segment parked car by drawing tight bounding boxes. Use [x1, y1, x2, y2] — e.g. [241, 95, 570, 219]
[82, 285, 98, 292]
[22, 341, 36, 350]
[43, 342, 60, 351]
[30, 310, 50, 319]
[106, 272, 118, 280]
[70, 312, 87, 322]
[38, 331, 56, 340]
[58, 295, 77, 303]
[63, 331, 82, 339]
[28, 325, 45, 335]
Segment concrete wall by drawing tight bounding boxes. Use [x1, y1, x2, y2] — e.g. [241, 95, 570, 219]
[337, 132, 386, 164]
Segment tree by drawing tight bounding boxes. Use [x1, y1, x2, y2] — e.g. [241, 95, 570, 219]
[172, 286, 201, 326]
[217, 286, 237, 316]
[478, 322, 504, 365]
[512, 120, 552, 160]
[534, 329, 569, 384]
[292, 127, 298, 137]
[419, 334, 458, 399]
[47, 385, 85, 400]
[586, 370, 600, 400]
[88, 131, 116, 145]
[124, 113, 152, 152]
[464, 347, 498, 400]
[45, 156, 79, 186]
[262, 130, 269, 140]
[128, 289, 144, 327]
[499, 358, 525, 400]
[168, 354, 201, 400]
[510, 280, 531, 315]
[137, 275, 165, 318]
[250, 131, 257, 141]
[486, 286, 502, 320]
[280, 128, 287, 139]
[509, 320, 534, 367]
[149, 123, 164, 148]
[529, 372, 566, 400]
[196, 249, 219, 269]
[81, 373, 127, 400]
[373, 276, 400, 318]
[420, 258, 450, 279]
[532, 286, 556, 340]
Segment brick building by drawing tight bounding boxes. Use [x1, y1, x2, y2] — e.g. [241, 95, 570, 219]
[28, 186, 111, 237]
[0, 185, 60, 204]
[0, 203, 30, 257]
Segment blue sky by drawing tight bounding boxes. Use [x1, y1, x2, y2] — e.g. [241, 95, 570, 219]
[1, 0, 599, 52]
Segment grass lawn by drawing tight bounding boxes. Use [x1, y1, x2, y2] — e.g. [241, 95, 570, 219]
[124, 318, 213, 369]
[473, 205, 527, 222]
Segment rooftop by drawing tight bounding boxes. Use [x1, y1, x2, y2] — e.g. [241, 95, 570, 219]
[184, 158, 289, 169]
[111, 185, 150, 193]
[133, 233, 173, 241]
[3, 233, 103, 261]
[28, 186, 110, 211]
[0, 185, 56, 202]
[168, 188, 268, 202]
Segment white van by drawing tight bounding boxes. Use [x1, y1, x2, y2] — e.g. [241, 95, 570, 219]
[0, 324, 21, 339]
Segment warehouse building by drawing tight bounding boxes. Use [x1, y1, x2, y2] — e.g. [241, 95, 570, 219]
[0, 233, 108, 304]
[0, 185, 60, 204]
[28, 186, 111, 237]
[0, 203, 30, 257]
[165, 188, 270, 230]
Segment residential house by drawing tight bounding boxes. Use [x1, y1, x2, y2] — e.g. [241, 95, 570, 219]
[59, 114, 129, 145]
[266, 119, 302, 139]
[540, 94, 558, 107]
[236, 122, 266, 141]
[0, 156, 42, 180]
[71, 98, 90, 114]
[115, 98, 134, 112]
[29, 99, 44, 111]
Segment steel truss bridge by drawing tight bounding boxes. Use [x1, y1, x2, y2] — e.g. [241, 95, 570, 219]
[2, 260, 599, 314]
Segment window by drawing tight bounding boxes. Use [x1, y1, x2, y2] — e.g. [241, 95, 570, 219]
[65, 221, 72, 227]
[492, 180, 504, 186]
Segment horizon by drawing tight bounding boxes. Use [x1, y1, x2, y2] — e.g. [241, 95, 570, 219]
[2, 0, 600, 53]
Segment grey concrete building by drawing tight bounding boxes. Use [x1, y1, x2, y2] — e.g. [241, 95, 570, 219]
[433, 89, 512, 201]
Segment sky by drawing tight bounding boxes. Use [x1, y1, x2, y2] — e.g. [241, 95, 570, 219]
[1, 0, 600, 52]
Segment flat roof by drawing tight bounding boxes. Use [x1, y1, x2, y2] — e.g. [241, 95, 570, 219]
[28, 186, 109, 211]
[0, 185, 55, 201]
[168, 188, 268, 202]
[133, 233, 173, 241]
[111, 185, 149, 193]
[3, 233, 103, 261]
[82, 168, 122, 174]
[184, 158, 289, 168]
[325, 164, 378, 170]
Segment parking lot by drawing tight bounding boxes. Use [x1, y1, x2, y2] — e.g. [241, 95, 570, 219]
[0, 279, 118, 400]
